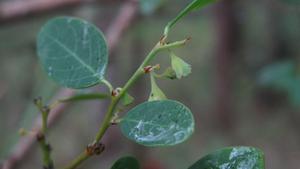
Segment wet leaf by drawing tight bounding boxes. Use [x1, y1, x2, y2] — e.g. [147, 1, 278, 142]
[111, 156, 140, 169]
[171, 52, 191, 79]
[120, 100, 194, 147]
[37, 17, 108, 89]
[188, 147, 265, 169]
[148, 74, 167, 101]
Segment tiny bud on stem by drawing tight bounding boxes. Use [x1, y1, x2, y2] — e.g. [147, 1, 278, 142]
[85, 142, 105, 156]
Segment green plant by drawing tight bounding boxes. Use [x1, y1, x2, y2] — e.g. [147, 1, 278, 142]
[24, 0, 266, 168]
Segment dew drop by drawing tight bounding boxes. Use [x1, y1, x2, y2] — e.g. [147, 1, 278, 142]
[48, 66, 53, 76]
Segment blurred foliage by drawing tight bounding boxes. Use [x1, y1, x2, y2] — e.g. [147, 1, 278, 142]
[140, 0, 166, 15]
[258, 61, 300, 107]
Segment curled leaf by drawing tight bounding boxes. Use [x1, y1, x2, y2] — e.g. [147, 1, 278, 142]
[148, 74, 167, 101]
[156, 67, 177, 80]
[171, 52, 191, 79]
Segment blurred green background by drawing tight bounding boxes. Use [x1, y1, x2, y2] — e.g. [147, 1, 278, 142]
[0, 0, 300, 168]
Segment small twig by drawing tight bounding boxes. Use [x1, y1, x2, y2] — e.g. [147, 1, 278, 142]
[34, 98, 54, 169]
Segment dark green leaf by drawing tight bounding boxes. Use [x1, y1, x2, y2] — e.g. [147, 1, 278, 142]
[188, 147, 265, 169]
[164, 0, 217, 35]
[37, 17, 108, 89]
[59, 93, 110, 102]
[111, 156, 140, 169]
[120, 100, 194, 147]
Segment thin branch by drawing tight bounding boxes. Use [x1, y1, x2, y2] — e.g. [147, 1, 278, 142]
[2, 1, 138, 168]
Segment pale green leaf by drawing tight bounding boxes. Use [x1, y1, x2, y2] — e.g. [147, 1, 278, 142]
[122, 92, 135, 106]
[148, 74, 167, 101]
[158, 67, 177, 80]
[120, 100, 194, 147]
[171, 52, 191, 79]
[188, 147, 265, 169]
[37, 17, 108, 89]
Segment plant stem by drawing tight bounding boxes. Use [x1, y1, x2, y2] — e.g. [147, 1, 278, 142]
[62, 38, 188, 169]
[37, 106, 54, 169]
[102, 79, 114, 92]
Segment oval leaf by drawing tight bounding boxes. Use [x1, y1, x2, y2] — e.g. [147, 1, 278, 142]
[120, 100, 194, 147]
[188, 147, 265, 169]
[37, 17, 108, 89]
[111, 156, 140, 169]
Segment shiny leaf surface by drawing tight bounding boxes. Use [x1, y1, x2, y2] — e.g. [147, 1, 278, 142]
[120, 100, 194, 147]
[188, 147, 265, 169]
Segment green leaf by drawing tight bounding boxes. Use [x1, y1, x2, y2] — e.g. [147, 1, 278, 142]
[148, 74, 167, 101]
[122, 92, 135, 106]
[111, 156, 140, 169]
[120, 100, 194, 147]
[164, 0, 217, 35]
[59, 93, 110, 102]
[188, 147, 265, 169]
[157, 67, 177, 80]
[37, 17, 108, 89]
[171, 52, 191, 79]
